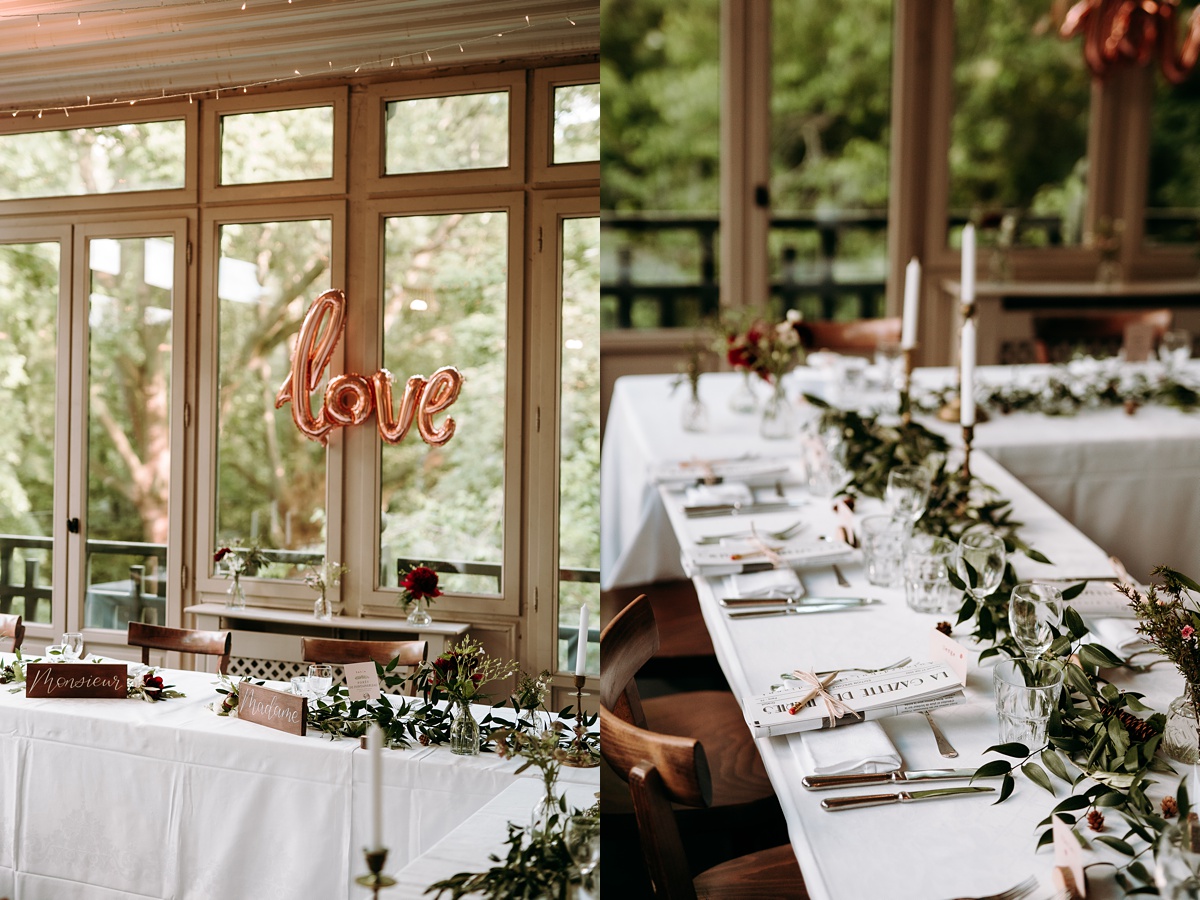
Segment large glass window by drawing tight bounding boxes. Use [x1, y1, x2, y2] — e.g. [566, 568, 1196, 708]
[220, 107, 334, 185]
[384, 93, 509, 174]
[1145, 75, 1200, 245]
[215, 219, 332, 577]
[379, 211, 508, 596]
[552, 84, 600, 164]
[0, 241, 58, 624]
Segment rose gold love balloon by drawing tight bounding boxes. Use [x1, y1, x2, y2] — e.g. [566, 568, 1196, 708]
[416, 366, 464, 447]
[275, 288, 344, 445]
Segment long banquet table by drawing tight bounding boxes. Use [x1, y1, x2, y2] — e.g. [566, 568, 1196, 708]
[0, 662, 598, 900]
[602, 369, 1188, 899]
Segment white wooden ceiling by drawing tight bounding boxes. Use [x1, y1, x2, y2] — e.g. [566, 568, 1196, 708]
[0, 0, 599, 116]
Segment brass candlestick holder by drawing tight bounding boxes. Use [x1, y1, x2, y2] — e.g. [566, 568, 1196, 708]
[356, 848, 396, 898]
[961, 424, 974, 480]
[899, 346, 914, 426]
[561, 674, 599, 769]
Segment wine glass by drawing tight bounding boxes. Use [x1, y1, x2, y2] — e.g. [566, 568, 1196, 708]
[307, 664, 333, 697]
[955, 531, 1007, 601]
[565, 813, 600, 898]
[1160, 329, 1193, 375]
[1008, 582, 1064, 658]
[61, 632, 84, 662]
[885, 466, 931, 525]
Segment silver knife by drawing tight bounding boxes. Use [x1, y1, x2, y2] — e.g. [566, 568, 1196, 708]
[802, 768, 980, 790]
[685, 501, 798, 518]
[821, 785, 995, 811]
[723, 596, 872, 608]
[727, 599, 878, 618]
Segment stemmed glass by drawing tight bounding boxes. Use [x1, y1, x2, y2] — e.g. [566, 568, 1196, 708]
[885, 466, 931, 526]
[564, 813, 600, 899]
[61, 632, 84, 662]
[955, 531, 1007, 603]
[307, 664, 333, 697]
[1008, 582, 1064, 658]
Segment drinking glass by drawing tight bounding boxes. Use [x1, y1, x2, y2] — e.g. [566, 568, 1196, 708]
[955, 531, 1007, 601]
[1157, 817, 1200, 899]
[874, 340, 905, 392]
[61, 632, 84, 662]
[307, 664, 333, 697]
[992, 657, 1063, 748]
[903, 536, 957, 614]
[1160, 329, 1193, 374]
[885, 466, 931, 525]
[1008, 582, 1064, 658]
[565, 813, 601, 899]
[860, 515, 907, 587]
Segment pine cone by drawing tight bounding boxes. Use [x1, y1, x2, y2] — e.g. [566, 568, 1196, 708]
[1099, 703, 1162, 742]
[936, 622, 953, 636]
[1087, 809, 1105, 832]
[418, 733, 430, 746]
[1163, 796, 1180, 818]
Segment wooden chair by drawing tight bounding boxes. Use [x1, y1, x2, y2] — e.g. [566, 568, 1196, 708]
[601, 580, 719, 681]
[601, 593, 784, 832]
[800, 317, 902, 356]
[0, 614, 24, 653]
[127, 622, 232, 675]
[601, 706, 805, 899]
[1032, 309, 1172, 363]
[300, 637, 427, 694]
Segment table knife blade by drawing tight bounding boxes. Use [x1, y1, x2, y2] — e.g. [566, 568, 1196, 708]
[802, 768, 979, 790]
[727, 599, 877, 618]
[684, 501, 798, 518]
[821, 785, 994, 811]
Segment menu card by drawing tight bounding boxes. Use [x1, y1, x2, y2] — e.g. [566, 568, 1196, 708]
[743, 661, 964, 738]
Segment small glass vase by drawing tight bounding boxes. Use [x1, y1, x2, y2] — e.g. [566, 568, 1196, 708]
[450, 700, 480, 756]
[759, 377, 797, 440]
[680, 393, 708, 432]
[406, 597, 432, 626]
[529, 771, 561, 843]
[313, 590, 333, 621]
[226, 576, 246, 611]
[1157, 816, 1200, 899]
[728, 369, 758, 414]
[1164, 693, 1200, 765]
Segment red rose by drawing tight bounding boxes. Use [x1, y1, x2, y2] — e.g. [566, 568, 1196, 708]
[214, 548, 230, 563]
[471, 673, 482, 684]
[143, 673, 164, 691]
[402, 566, 443, 601]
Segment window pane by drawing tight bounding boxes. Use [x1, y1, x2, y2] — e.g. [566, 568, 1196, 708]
[552, 83, 600, 164]
[950, 1, 1090, 250]
[0, 242, 58, 624]
[84, 237, 173, 629]
[557, 217, 600, 676]
[1145, 76, 1200, 245]
[380, 212, 507, 596]
[0, 121, 186, 200]
[384, 93, 509, 174]
[220, 107, 334, 185]
[215, 220, 332, 578]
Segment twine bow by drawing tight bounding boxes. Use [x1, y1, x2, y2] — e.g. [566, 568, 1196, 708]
[787, 669, 862, 726]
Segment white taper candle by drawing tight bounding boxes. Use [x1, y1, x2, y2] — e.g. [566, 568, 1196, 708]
[900, 257, 921, 350]
[575, 605, 590, 676]
[960, 317, 977, 428]
[961, 224, 976, 307]
[369, 723, 383, 851]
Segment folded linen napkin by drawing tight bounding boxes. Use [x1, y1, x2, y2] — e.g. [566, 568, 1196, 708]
[684, 482, 754, 507]
[791, 720, 902, 776]
[729, 567, 804, 599]
[1089, 618, 1146, 657]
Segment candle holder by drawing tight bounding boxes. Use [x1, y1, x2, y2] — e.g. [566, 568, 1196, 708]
[356, 848, 396, 898]
[940, 302, 989, 425]
[961, 424, 974, 480]
[899, 347, 914, 426]
[561, 674, 599, 769]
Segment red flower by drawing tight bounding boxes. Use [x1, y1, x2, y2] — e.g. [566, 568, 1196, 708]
[143, 673, 164, 692]
[1184, 625, 1195, 641]
[214, 547, 230, 564]
[402, 566, 443, 602]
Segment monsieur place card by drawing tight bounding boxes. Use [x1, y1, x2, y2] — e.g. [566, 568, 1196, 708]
[25, 663, 127, 699]
[237, 682, 308, 736]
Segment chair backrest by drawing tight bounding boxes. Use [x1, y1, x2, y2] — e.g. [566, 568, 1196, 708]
[1032, 309, 1172, 363]
[599, 593, 659, 726]
[127, 622, 232, 675]
[802, 317, 902, 356]
[0, 614, 24, 653]
[300, 637, 427, 694]
[600, 705, 713, 900]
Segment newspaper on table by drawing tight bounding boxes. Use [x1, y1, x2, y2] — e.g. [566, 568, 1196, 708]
[683, 538, 855, 577]
[743, 660, 964, 738]
[652, 457, 790, 487]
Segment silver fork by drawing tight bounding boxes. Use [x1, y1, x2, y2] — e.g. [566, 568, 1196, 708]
[832, 563, 851, 588]
[949, 876, 1038, 900]
[695, 520, 807, 545]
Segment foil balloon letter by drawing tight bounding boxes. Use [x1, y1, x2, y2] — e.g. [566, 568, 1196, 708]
[275, 288, 344, 445]
[372, 369, 426, 443]
[416, 366, 464, 447]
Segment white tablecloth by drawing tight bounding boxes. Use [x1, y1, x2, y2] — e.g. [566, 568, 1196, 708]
[0, 663, 598, 899]
[601, 369, 1187, 899]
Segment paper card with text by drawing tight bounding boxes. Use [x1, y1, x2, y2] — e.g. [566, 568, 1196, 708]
[237, 682, 307, 736]
[1123, 322, 1155, 363]
[343, 661, 381, 702]
[1053, 815, 1087, 897]
[928, 629, 968, 686]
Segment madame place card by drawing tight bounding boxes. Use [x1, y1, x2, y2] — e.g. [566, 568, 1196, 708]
[237, 682, 307, 736]
[343, 661, 381, 702]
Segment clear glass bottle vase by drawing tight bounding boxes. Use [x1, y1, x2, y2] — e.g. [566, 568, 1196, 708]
[313, 590, 332, 620]
[680, 392, 709, 432]
[450, 700, 480, 756]
[1163, 693, 1200, 765]
[759, 377, 797, 440]
[406, 597, 432, 626]
[226, 576, 246, 610]
[728, 369, 758, 414]
[529, 771, 561, 844]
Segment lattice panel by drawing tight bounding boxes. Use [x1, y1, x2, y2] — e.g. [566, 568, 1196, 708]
[228, 656, 413, 693]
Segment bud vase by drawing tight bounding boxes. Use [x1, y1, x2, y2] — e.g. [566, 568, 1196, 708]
[450, 700, 480, 756]
[760, 377, 797, 440]
[226, 576, 246, 610]
[529, 771, 561, 844]
[313, 590, 333, 621]
[681, 393, 709, 432]
[406, 597, 432, 626]
[1163, 692, 1200, 764]
[728, 370, 758, 414]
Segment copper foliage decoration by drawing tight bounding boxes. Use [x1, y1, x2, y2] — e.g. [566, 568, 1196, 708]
[1061, 0, 1200, 83]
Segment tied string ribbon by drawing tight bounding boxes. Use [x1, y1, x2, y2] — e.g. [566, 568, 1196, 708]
[679, 456, 719, 485]
[786, 669, 863, 726]
[730, 523, 785, 567]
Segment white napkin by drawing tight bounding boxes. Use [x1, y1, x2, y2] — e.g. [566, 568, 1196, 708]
[685, 482, 754, 506]
[1089, 618, 1146, 657]
[791, 721, 902, 776]
[729, 567, 804, 599]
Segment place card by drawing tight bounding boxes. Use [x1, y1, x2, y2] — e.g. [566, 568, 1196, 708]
[343, 661, 381, 702]
[1053, 814, 1087, 897]
[928, 629, 968, 686]
[25, 663, 127, 699]
[1123, 322, 1155, 363]
[237, 682, 307, 736]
